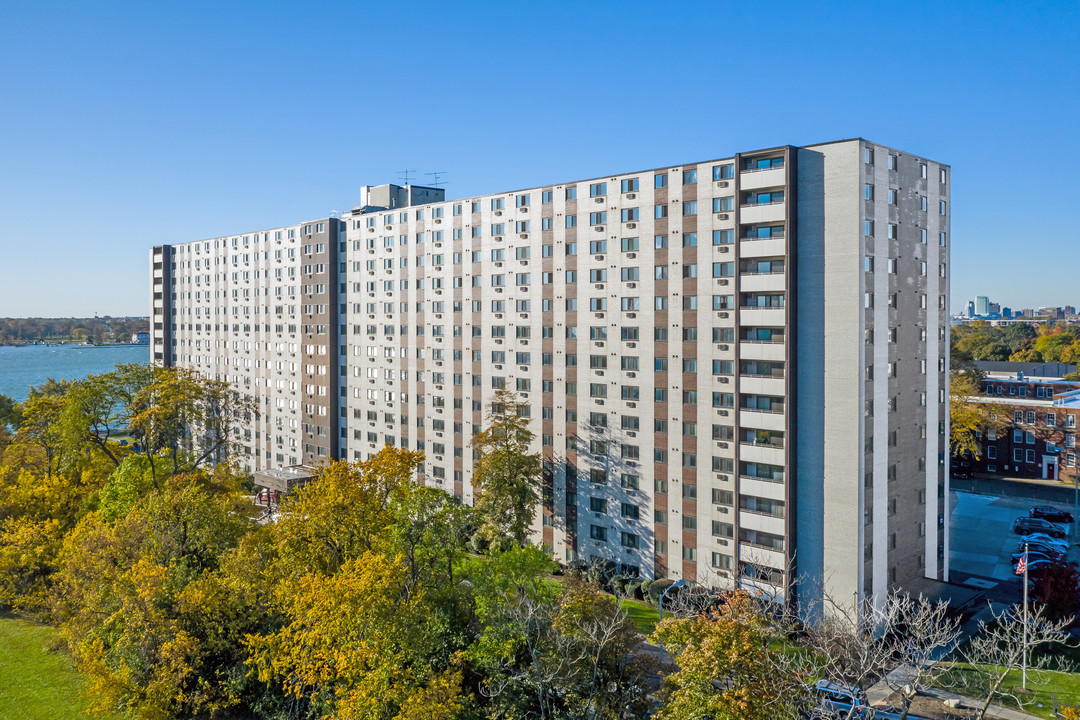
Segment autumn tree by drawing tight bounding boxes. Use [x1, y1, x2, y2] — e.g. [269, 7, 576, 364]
[470, 388, 542, 546]
[270, 446, 425, 574]
[250, 447, 475, 719]
[950, 369, 1005, 460]
[1030, 560, 1080, 623]
[649, 591, 809, 720]
[54, 470, 258, 719]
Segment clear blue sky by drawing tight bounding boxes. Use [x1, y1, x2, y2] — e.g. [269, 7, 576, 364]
[1, 0, 1077, 317]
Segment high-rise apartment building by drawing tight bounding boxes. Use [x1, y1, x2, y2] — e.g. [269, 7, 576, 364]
[150, 139, 950, 608]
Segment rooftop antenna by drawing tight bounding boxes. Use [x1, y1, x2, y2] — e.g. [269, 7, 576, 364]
[425, 171, 447, 188]
[399, 169, 416, 186]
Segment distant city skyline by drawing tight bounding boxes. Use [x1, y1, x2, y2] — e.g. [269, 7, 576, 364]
[1, 1, 1077, 316]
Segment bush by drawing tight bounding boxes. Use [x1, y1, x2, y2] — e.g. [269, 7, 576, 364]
[638, 579, 652, 602]
[467, 532, 489, 554]
[610, 574, 627, 597]
[647, 578, 676, 605]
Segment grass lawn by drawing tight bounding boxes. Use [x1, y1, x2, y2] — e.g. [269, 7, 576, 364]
[0, 614, 116, 720]
[938, 662, 1080, 719]
[621, 597, 660, 635]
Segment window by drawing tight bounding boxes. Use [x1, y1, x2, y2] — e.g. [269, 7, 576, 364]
[589, 525, 607, 541]
[655, 234, 668, 249]
[683, 201, 697, 216]
[620, 208, 639, 222]
[712, 164, 734, 180]
[621, 178, 639, 193]
[683, 169, 697, 185]
[683, 232, 697, 247]
[655, 174, 668, 189]
[621, 236, 639, 252]
[589, 182, 607, 197]
[589, 211, 607, 226]
[713, 197, 735, 212]
[864, 184, 874, 200]
[713, 229, 734, 245]
[654, 204, 668, 219]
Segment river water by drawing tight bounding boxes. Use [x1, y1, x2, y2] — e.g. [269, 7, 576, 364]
[0, 345, 150, 402]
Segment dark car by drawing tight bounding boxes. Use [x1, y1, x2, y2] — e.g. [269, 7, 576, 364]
[1030, 507, 1074, 524]
[1016, 542, 1066, 559]
[1014, 517, 1067, 538]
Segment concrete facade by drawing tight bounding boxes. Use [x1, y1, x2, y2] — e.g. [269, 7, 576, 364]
[150, 141, 950, 608]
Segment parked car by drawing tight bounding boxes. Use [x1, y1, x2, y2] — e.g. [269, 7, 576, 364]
[1013, 557, 1057, 574]
[1019, 533, 1069, 553]
[809, 680, 870, 719]
[1014, 517, 1067, 538]
[1016, 541, 1066, 558]
[1012, 550, 1063, 564]
[1030, 507, 1075, 524]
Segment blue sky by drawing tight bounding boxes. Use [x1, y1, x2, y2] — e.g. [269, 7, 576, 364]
[1, 0, 1076, 317]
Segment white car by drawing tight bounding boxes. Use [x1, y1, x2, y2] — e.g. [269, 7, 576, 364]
[1019, 533, 1069, 554]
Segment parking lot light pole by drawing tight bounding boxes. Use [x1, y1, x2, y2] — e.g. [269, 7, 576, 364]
[659, 579, 686, 621]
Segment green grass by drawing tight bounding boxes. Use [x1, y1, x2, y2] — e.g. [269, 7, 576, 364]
[621, 598, 660, 635]
[0, 614, 117, 720]
[938, 662, 1080, 718]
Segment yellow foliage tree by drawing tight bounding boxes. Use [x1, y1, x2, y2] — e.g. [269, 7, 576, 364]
[649, 592, 808, 720]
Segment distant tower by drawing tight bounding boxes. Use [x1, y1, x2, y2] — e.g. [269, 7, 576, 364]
[975, 296, 990, 315]
[966, 300, 975, 318]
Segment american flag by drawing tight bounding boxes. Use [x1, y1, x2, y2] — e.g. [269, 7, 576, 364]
[1015, 552, 1028, 576]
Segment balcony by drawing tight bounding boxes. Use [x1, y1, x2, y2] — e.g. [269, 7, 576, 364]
[739, 409, 785, 432]
[739, 236, 786, 258]
[740, 307, 785, 326]
[739, 166, 786, 191]
[738, 509, 786, 536]
[739, 375, 785, 396]
[739, 273, 785, 293]
[738, 441, 785, 465]
[739, 200, 785, 224]
[739, 340, 786, 362]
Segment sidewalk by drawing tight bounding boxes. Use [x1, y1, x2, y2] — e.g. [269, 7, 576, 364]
[952, 474, 1080, 507]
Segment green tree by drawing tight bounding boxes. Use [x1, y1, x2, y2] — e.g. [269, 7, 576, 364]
[470, 388, 542, 546]
[129, 366, 257, 481]
[1002, 322, 1038, 353]
[0, 393, 20, 428]
[467, 547, 650, 719]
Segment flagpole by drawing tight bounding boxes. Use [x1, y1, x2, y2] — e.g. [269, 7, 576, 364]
[1023, 542, 1029, 690]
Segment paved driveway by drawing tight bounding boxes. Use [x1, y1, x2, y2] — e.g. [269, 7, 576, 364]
[950, 491, 1076, 581]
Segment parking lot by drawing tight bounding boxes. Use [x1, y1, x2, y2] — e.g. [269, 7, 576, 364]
[949, 490, 1077, 582]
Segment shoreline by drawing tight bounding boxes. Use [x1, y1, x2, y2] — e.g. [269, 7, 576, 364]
[1, 343, 149, 349]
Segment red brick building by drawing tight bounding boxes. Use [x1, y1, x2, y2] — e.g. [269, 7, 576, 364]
[959, 376, 1080, 483]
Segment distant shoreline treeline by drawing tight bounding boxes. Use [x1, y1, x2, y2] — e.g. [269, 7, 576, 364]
[0, 317, 149, 346]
